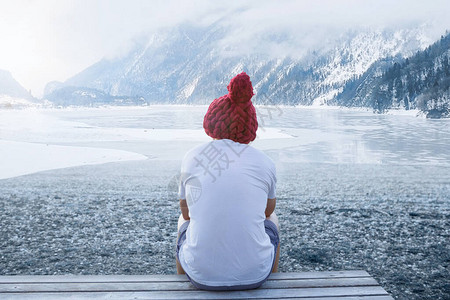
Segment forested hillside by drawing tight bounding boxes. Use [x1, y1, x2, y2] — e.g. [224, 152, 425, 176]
[335, 32, 449, 118]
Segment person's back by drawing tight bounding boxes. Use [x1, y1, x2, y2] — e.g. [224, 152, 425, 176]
[176, 72, 280, 290]
[178, 139, 276, 287]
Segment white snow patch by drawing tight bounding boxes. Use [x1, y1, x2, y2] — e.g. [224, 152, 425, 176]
[385, 108, 423, 117]
[180, 77, 199, 99]
[312, 89, 340, 106]
[0, 95, 49, 109]
[0, 140, 147, 180]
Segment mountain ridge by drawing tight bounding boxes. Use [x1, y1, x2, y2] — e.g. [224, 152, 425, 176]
[0, 69, 39, 108]
[0, 69, 34, 100]
[334, 32, 450, 117]
[43, 23, 448, 117]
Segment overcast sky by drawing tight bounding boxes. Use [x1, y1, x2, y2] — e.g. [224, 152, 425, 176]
[1, 0, 449, 97]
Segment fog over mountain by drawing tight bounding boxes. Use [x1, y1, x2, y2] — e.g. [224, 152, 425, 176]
[0, 69, 40, 108]
[0, 70, 34, 99]
[44, 21, 448, 116]
[2, 0, 449, 97]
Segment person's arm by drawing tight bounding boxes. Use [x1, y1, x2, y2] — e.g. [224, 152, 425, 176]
[265, 197, 276, 218]
[180, 199, 190, 220]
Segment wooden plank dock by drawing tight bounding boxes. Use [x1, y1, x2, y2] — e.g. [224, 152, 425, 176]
[0, 270, 393, 299]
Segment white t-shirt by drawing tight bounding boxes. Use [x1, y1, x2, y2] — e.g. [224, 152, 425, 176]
[178, 139, 277, 287]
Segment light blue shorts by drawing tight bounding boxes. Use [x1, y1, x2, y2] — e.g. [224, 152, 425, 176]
[176, 219, 280, 291]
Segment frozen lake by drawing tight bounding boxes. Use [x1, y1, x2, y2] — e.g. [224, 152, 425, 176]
[0, 105, 449, 299]
[1, 105, 449, 177]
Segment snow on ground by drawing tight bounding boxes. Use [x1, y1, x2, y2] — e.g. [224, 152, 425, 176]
[0, 95, 38, 109]
[385, 108, 423, 117]
[0, 109, 149, 180]
[0, 140, 147, 180]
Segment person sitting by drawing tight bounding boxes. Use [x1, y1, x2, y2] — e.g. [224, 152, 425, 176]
[176, 72, 280, 291]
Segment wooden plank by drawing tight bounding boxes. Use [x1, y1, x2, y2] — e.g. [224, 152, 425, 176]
[0, 286, 391, 300]
[267, 270, 371, 280]
[0, 271, 393, 299]
[0, 295, 394, 300]
[0, 270, 369, 283]
[263, 277, 379, 289]
[267, 297, 394, 300]
[0, 277, 379, 293]
[0, 274, 189, 283]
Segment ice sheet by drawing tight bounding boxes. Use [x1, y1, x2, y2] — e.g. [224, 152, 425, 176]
[0, 109, 292, 143]
[0, 108, 294, 180]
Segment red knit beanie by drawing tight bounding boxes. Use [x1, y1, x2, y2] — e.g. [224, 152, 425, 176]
[203, 72, 258, 144]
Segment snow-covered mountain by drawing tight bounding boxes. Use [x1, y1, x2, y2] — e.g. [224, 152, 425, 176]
[44, 23, 440, 107]
[0, 69, 39, 108]
[335, 32, 450, 118]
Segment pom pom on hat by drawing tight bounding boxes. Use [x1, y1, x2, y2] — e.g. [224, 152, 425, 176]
[227, 72, 254, 103]
[203, 72, 258, 144]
